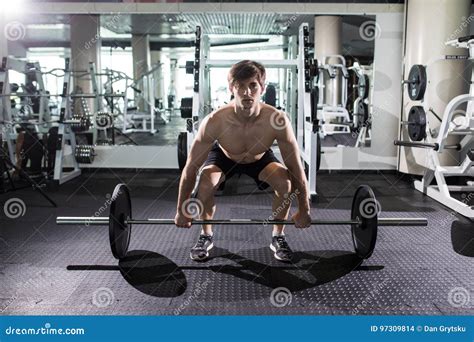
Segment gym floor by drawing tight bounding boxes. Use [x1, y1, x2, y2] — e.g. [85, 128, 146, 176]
[1, 169, 473, 315]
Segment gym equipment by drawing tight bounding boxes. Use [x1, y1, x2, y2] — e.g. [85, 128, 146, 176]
[180, 97, 193, 119]
[74, 145, 95, 164]
[186, 24, 320, 199]
[178, 132, 187, 171]
[405, 106, 427, 141]
[0, 141, 57, 207]
[403, 64, 427, 101]
[316, 133, 321, 172]
[393, 140, 460, 151]
[397, 35, 474, 219]
[70, 115, 91, 133]
[356, 101, 369, 124]
[263, 84, 277, 107]
[56, 183, 428, 260]
[357, 74, 370, 99]
[185, 61, 194, 74]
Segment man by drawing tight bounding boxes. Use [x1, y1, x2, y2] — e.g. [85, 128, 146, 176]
[175, 60, 311, 262]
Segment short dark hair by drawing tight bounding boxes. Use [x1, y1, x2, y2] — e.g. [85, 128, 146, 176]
[227, 60, 266, 87]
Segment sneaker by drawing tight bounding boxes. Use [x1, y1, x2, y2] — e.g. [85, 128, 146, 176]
[190, 234, 214, 261]
[270, 235, 293, 262]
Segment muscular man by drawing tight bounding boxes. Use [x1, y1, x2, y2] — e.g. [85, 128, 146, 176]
[175, 60, 311, 262]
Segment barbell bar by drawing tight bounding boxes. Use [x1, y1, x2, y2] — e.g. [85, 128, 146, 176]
[56, 184, 428, 261]
[57, 217, 427, 227]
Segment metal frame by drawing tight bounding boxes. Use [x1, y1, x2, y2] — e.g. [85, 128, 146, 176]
[318, 55, 351, 136]
[54, 58, 82, 184]
[186, 24, 319, 199]
[411, 37, 474, 218]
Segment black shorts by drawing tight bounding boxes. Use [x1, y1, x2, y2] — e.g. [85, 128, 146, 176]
[203, 142, 281, 190]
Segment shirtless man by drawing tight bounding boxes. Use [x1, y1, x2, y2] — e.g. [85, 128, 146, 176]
[175, 60, 311, 262]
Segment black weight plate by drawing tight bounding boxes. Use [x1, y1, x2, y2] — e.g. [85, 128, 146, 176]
[358, 74, 370, 99]
[351, 185, 378, 259]
[185, 60, 194, 74]
[178, 132, 187, 171]
[407, 64, 427, 101]
[180, 97, 193, 118]
[316, 133, 321, 171]
[357, 101, 369, 124]
[407, 106, 427, 141]
[109, 184, 132, 260]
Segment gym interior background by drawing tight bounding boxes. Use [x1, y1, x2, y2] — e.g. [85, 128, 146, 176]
[0, 0, 473, 317]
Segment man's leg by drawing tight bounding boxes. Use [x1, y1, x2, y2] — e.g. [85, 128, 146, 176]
[258, 162, 292, 233]
[196, 165, 225, 235]
[189, 165, 224, 261]
[258, 162, 293, 262]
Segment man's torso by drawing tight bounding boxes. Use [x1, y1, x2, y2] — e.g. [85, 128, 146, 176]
[211, 103, 279, 164]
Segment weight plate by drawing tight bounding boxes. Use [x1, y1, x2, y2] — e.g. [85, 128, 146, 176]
[180, 97, 193, 118]
[185, 60, 194, 74]
[357, 101, 369, 124]
[316, 133, 321, 171]
[109, 184, 132, 260]
[358, 74, 370, 99]
[407, 106, 427, 141]
[178, 132, 187, 171]
[351, 185, 378, 259]
[407, 64, 427, 101]
[74, 145, 95, 164]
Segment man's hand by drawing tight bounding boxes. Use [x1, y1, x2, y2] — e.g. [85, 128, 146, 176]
[292, 210, 312, 228]
[174, 211, 192, 228]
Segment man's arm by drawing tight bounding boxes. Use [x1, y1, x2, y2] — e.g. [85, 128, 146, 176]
[274, 112, 310, 213]
[176, 115, 218, 214]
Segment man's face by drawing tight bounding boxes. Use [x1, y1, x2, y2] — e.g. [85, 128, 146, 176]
[230, 76, 265, 111]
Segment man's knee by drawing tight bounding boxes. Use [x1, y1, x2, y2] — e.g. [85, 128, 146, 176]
[197, 167, 223, 199]
[198, 178, 216, 198]
[272, 172, 292, 196]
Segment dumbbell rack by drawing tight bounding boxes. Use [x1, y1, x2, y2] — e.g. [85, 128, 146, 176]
[181, 23, 320, 200]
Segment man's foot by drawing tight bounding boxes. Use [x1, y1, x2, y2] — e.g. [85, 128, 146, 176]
[270, 235, 293, 262]
[190, 234, 214, 261]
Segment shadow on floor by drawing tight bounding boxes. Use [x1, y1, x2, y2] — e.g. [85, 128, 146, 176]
[68, 248, 384, 299]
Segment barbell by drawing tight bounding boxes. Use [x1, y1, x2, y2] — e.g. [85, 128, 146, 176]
[56, 184, 428, 261]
